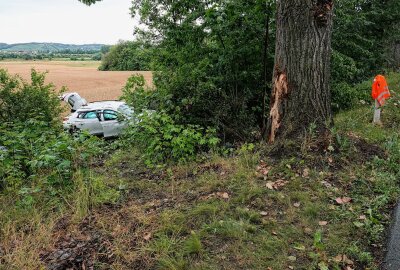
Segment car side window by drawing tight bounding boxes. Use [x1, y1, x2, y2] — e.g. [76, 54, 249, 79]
[83, 111, 98, 119]
[103, 110, 118, 121]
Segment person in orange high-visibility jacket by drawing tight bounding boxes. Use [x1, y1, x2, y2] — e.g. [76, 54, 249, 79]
[371, 74, 391, 124]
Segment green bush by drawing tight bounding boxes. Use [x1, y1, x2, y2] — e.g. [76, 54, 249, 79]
[0, 69, 103, 202]
[121, 74, 171, 113]
[0, 120, 102, 194]
[0, 68, 62, 123]
[331, 80, 371, 112]
[99, 41, 152, 71]
[122, 110, 219, 167]
[120, 74, 220, 166]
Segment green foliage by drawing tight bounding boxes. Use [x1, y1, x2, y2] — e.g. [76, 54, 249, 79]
[331, 82, 370, 111]
[0, 69, 62, 123]
[84, 0, 400, 131]
[78, 0, 101, 5]
[0, 119, 102, 194]
[121, 74, 170, 112]
[122, 110, 220, 166]
[131, 0, 276, 140]
[330, 0, 400, 111]
[120, 74, 220, 165]
[99, 41, 152, 71]
[0, 69, 103, 203]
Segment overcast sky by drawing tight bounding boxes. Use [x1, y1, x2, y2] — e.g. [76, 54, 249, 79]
[0, 0, 137, 45]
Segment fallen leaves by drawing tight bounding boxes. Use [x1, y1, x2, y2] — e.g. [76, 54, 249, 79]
[200, 191, 231, 200]
[293, 202, 301, 208]
[143, 232, 152, 241]
[320, 180, 332, 188]
[266, 180, 288, 190]
[333, 254, 354, 265]
[216, 192, 230, 199]
[335, 197, 352, 205]
[255, 160, 271, 179]
[302, 168, 310, 178]
[318, 221, 328, 226]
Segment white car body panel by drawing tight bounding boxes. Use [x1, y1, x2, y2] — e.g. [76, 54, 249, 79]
[62, 99, 133, 138]
[101, 120, 124, 137]
[74, 118, 103, 135]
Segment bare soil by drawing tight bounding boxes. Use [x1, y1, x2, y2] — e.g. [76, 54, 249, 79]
[0, 61, 153, 101]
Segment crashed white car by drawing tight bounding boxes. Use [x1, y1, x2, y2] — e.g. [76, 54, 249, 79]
[61, 92, 88, 112]
[61, 93, 133, 138]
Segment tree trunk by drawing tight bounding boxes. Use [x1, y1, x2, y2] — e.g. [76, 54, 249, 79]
[261, 3, 271, 138]
[267, 0, 334, 143]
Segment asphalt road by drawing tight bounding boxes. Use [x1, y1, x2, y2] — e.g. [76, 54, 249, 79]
[384, 202, 400, 269]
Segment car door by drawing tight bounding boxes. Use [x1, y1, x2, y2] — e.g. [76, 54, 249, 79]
[74, 111, 103, 135]
[101, 110, 124, 137]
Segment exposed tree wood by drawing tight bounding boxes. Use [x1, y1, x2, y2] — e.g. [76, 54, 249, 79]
[267, 0, 334, 143]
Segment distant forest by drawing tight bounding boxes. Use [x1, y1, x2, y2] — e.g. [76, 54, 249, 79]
[0, 42, 110, 61]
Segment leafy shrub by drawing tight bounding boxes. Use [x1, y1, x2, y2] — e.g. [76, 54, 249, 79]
[122, 110, 219, 166]
[0, 68, 62, 123]
[121, 74, 171, 112]
[331, 80, 371, 112]
[0, 69, 103, 202]
[331, 50, 360, 85]
[99, 41, 152, 71]
[0, 120, 102, 194]
[120, 74, 220, 166]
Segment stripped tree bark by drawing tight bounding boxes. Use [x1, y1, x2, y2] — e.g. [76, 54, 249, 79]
[267, 0, 334, 143]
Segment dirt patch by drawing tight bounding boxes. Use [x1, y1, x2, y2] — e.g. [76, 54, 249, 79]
[41, 216, 114, 270]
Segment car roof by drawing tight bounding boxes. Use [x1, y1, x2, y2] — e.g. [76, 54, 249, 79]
[76, 101, 126, 112]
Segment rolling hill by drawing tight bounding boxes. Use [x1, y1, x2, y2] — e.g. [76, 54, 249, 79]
[0, 43, 105, 52]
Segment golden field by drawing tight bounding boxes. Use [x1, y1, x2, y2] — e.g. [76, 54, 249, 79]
[0, 60, 153, 101]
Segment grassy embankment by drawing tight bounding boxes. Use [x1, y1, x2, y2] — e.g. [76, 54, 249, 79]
[0, 74, 399, 269]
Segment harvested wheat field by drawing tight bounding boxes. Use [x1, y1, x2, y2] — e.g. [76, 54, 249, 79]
[0, 61, 153, 101]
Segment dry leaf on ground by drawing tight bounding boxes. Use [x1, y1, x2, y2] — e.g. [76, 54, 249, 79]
[266, 180, 288, 190]
[143, 232, 152, 241]
[216, 192, 230, 199]
[335, 197, 352, 204]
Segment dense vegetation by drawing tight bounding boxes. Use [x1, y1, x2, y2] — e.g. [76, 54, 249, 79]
[1, 69, 400, 269]
[1, 0, 400, 269]
[95, 0, 400, 140]
[0, 43, 108, 61]
[99, 41, 152, 71]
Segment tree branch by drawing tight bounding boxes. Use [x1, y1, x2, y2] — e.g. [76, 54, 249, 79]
[78, 0, 102, 6]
